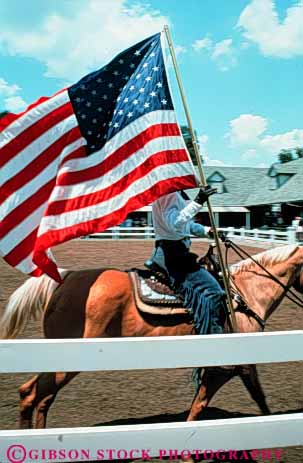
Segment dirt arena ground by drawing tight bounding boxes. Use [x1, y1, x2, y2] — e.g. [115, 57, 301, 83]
[0, 240, 302, 462]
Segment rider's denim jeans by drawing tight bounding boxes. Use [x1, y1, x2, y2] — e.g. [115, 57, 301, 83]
[179, 268, 225, 335]
[151, 243, 226, 335]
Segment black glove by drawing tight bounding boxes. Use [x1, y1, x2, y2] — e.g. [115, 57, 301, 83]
[208, 229, 226, 241]
[194, 185, 217, 205]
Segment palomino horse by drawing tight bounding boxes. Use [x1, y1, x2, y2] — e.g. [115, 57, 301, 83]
[1, 244, 302, 429]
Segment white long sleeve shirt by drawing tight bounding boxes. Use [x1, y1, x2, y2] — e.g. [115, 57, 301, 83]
[152, 191, 210, 241]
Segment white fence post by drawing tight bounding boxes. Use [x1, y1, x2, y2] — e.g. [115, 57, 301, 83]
[287, 226, 296, 244]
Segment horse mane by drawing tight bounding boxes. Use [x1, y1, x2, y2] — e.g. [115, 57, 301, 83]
[230, 244, 299, 275]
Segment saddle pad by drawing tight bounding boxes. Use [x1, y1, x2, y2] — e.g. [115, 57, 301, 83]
[129, 271, 189, 316]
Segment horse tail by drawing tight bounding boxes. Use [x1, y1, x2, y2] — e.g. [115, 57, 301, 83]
[0, 269, 69, 339]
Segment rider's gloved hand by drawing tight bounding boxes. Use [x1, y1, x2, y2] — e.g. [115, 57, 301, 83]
[194, 185, 217, 205]
[208, 229, 225, 240]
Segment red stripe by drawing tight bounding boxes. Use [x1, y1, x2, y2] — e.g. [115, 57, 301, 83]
[47, 149, 190, 215]
[29, 268, 44, 277]
[57, 123, 181, 185]
[0, 88, 66, 134]
[0, 101, 74, 168]
[4, 228, 38, 267]
[33, 175, 197, 281]
[0, 126, 82, 206]
[0, 179, 55, 239]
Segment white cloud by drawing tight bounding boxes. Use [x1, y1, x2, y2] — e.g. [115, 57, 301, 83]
[227, 114, 268, 146]
[241, 148, 258, 160]
[0, 0, 168, 81]
[260, 129, 303, 153]
[0, 78, 20, 97]
[192, 37, 213, 52]
[0, 77, 27, 112]
[192, 36, 237, 71]
[238, 0, 303, 58]
[227, 113, 303, 161]
[4, 95, 27, 112]
[211, 38, 237, 71]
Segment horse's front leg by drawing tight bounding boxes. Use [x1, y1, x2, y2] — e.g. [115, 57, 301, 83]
[239, 364, 271, 415]
[187, 367, 234, 421]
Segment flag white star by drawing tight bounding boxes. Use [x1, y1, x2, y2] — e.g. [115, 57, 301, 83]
[97, 107, 103, 112]
[144, 102, 150, 108]
[103, 95, 108, 100]
[92, 118, 97, 123]
[114, 123, 119, 128]
[161, 99, 167, 105]
[133, 99, 138, 105]
[136, 74, 141, 79]
[134, 50, 141, 56]
[97, 78, 102, 83]
[113, 70, 119, 76]
[139, 88, 145, 93]
[108, 83, 113, 88]
[92, 90, 97, 95]
[150, 91, 156, 97]
[127, 112, 133, 118]
[145, 76, 152, 82]
[119, 59, 124, 64]
[118, 109, 124, 115]
[156, 82, 162, 88]
[124, 97, 129, 103]
[117, 96, 121, 102]
[143, 63, 148, 68]
[150, 52, 155, 57]
[129, 85, 135, 91]
[129, 63, 135, 68]
[86, 102, 91, 107]
[152, 66, 159, 71]
[81, 114, 86, 119]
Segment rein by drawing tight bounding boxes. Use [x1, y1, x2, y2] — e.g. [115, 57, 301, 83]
[224, 238, 303, 309]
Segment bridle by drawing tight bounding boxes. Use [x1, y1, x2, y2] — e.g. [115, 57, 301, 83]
[202, 237, 303, 331]
[224, 238, 303, 308]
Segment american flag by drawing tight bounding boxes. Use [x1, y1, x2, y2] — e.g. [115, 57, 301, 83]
[0, 32, 197, 282]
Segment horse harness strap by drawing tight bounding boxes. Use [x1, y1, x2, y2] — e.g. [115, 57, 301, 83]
[232, 293, 266, 330]
[225, 238, 303, 309]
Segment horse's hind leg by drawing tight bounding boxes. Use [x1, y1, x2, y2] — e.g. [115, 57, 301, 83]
[239, 364, 270, 415]
[33, 372, 79, 429]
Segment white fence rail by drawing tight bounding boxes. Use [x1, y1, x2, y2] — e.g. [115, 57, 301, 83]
[0, 332, 302, 462]
[82, 226, 302, 244]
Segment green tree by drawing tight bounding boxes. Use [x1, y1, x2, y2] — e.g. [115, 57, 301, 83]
[295, 147, 303, 159]
[180, 125, 203, 165]
[278, 149, 293, 163]
[0, 110, 9, 119]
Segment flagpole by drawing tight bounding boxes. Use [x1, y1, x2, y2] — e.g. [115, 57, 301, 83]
[163, 25, 237, 332]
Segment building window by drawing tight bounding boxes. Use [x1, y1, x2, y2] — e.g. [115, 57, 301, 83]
[207, 171, 226, 194]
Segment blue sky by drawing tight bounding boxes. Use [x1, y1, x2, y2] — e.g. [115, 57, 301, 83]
[0, 0, 302, 167]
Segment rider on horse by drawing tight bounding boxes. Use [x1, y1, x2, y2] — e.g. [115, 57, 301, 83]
[147, 185, 226, 335]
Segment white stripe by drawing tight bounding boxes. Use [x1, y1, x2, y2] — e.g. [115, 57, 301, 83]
[14, 253, 38, 274]
[1, 138, 85, 218]
[0, 203, 47, 256]
[0, 91, 70, 149]
[1, 114, 78, 184]
[38, 161, 194, 234]
[58, 110, 177, 174]
[52, 135, 186, 200]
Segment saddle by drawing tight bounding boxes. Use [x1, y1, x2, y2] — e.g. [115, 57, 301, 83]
[128, 245, 224, 317]
[128, 263, 188, 316]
